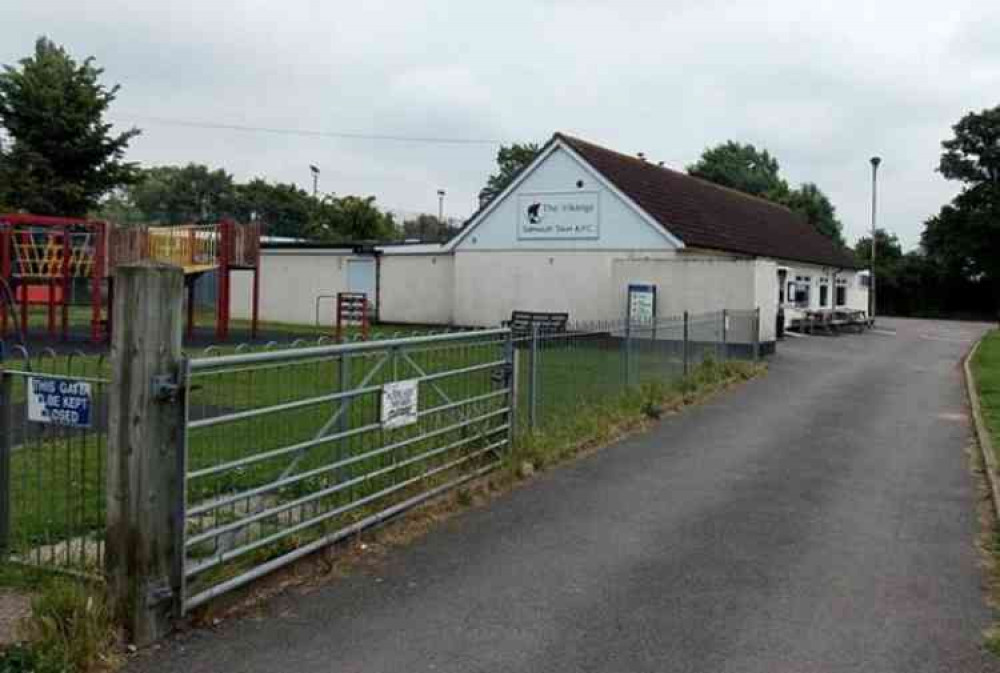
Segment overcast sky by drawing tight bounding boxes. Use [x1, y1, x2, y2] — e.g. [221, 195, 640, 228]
[2, 1, 998, 248]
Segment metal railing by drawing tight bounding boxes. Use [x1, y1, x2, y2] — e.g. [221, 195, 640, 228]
[0, 306, 761, 615]
[179, 329, 515, 611]
[0, 349, 108, 579]
[518, 309, 760, 432]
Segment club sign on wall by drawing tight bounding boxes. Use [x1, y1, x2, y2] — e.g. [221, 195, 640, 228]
[517, 192, 600, 240]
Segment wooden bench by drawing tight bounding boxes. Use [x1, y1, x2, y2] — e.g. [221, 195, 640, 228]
[503, 310, 569, 339]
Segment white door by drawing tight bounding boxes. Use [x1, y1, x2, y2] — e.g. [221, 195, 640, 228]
[347, 257, 377, 313]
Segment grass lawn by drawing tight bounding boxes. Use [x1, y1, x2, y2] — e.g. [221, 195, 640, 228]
[975, 329, 1000, 455]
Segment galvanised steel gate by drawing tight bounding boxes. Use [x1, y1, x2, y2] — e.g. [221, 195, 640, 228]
[179, 329, 514, 611]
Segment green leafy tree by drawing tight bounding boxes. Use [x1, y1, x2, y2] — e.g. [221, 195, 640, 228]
[312, 195, 397, 241]
[687, 141, 788, 200]
[854, 228, 903, 270]
[128, 164, 236, 224]
[782, 183, 845, 246]
[479, 142, 540, 205]
[922, 105, 1000, 311]
[689, 141, 850, 245]
[232, 179, 314, 238]
[0, 37, 139, 215]
[402, 214, 457, 241]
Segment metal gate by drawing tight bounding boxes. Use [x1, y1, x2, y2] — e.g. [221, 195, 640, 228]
[180, 329, 514, 611]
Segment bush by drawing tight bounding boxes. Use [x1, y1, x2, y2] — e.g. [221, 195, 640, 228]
[14, 581, 116, 673]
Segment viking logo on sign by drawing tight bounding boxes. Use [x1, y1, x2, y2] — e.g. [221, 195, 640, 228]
[526, 202, 543, 224]
[517, 192, 599, 240]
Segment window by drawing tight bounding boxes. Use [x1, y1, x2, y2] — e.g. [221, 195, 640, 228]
[794, 276, 811, 307]
[819, 277, 829, 307]
[835, 278, 848, 307]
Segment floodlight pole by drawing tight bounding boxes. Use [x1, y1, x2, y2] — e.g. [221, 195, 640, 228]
[310, 165, 321, 198]
[869, 156, 881, 324]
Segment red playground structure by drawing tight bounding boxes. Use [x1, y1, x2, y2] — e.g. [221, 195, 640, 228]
[0, 214, 262, 344]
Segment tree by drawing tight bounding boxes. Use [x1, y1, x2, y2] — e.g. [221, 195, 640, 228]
[687, 141, 788, 200]
[402, 214, 457, 241]
[939, 106, 1000, 187]
[0, 37, 139, 215]
[127, 164, 236, 224]
[479, 142, 540, 205]
[311, 195, 397, 241]
[232, 179, 314, 239]
[922, 105, 1000, 311]
[688, 141, 850, 245]
[782, 183, 845, 246]
[854, 228, 903, 270]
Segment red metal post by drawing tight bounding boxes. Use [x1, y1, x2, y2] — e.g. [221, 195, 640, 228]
[61, 227, 70, 341]
[215, 220, 232, 341]
[19, 274, 27, 339]
[106, 276, 114, 341]
[92, 221, 106, 343]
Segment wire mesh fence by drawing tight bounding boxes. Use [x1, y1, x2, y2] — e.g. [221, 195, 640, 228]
[0, 350, 108, 579]
[517, 309, 759, 433]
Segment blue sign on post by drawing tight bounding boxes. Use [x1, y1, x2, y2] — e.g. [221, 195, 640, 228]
[627, 283, 657, 326]
[27, 377, 93, 428]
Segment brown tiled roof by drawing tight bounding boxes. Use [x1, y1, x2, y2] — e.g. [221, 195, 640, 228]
[557, 133, 860, 269]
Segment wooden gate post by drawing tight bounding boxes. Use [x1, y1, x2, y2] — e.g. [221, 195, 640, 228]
[106, 262, 185, 646]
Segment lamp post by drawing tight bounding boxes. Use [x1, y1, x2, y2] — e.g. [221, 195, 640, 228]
[309, 165, 321, 198]
[437, 189, 446, 223]
[869, 156, 881, 324]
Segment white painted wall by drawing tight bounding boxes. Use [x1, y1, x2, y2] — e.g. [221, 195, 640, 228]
[379, 253, 454, 325]
[230, 250, 361, 326]
[453, 250, 638, 326]
[612, 255, 767, 343]
[754, 259, 778, 343]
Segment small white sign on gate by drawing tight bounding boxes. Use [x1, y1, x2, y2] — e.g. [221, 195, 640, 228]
[381, 379, 419, 429]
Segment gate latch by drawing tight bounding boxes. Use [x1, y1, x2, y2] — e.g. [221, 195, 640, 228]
[491, 363, 514, 388]
[145, 578, 174, 607]
[151, 375, 180, 403]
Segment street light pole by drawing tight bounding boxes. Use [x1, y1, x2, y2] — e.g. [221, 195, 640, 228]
[437, 189, 446, 223]
[869, 156, 881, 324]
[309, 165, 321, 198]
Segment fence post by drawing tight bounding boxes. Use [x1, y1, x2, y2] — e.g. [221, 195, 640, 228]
[721, 309, 728, 361]
[624, 320, 633, 387]
[505, 330, 518, 442]
[682, 311, 689, 378]
[529, 323, 539, 431]
[106, 262, 185, 646]
[753, 307, 760, 362]
[0, 371, 11, 555]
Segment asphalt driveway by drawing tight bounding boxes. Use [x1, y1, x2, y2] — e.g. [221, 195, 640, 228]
[129, 317, 1000, 673]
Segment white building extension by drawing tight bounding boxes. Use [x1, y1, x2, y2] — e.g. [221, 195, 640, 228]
[232, 132, 867, 350]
